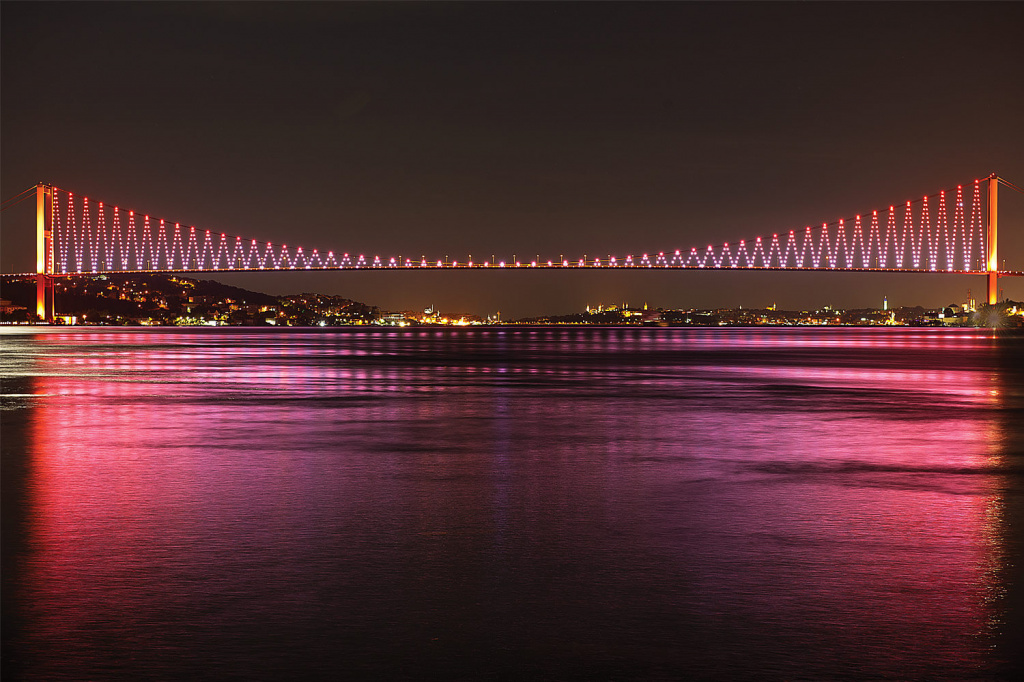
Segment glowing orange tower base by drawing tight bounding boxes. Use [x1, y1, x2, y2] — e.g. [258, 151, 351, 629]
[35, 183, 53, 322]
[986, 174, 999, 306]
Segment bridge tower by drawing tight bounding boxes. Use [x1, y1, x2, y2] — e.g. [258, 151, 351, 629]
[35, 183, 53, 322]
[987, 174, 999, 305]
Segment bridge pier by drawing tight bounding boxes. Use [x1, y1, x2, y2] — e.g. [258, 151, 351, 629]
[987, 174, 999, 306]
[35, 183, 53, 323]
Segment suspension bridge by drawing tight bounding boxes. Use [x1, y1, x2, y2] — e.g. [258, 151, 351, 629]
[4, 174, 1021, 322]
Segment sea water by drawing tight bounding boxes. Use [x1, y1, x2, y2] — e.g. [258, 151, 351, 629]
[2, 327, 1022, 680]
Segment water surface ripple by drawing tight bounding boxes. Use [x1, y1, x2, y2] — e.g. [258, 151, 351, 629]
[2, 327, 1023, 680]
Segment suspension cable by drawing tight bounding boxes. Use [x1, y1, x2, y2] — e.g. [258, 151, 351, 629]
[0, 186, 38, 211]
[997, 176, 1024, 195]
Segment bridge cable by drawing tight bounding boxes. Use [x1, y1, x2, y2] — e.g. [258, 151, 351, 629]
[0, 186, 37, 211]
[997, 177, 1024, 195]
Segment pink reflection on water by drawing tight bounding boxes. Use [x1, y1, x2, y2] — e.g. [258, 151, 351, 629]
[11, 327, 1014, 678]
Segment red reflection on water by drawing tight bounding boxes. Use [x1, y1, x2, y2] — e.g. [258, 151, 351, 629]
[11, 327, 1013, 678]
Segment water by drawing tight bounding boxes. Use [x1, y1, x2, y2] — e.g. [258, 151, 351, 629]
[2, 326, 1023, 680]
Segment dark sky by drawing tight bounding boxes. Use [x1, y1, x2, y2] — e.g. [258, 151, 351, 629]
[3, 1, 1023, 316]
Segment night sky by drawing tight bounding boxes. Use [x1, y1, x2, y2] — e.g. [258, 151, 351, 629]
[3, 1, 1023, 317]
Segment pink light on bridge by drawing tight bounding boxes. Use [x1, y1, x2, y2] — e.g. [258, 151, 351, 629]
[39, 179, 1000, 278]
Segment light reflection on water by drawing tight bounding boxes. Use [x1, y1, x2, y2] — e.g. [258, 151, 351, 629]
[1, 327, 1021, 680]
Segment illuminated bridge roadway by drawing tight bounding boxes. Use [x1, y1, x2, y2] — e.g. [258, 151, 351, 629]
[3, 174, 1021, 321]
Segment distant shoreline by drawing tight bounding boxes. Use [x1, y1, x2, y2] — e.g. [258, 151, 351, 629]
[2, 272, 1021, 328]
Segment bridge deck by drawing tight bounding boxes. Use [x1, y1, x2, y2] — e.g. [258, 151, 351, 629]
[33, 266, 1024, 278]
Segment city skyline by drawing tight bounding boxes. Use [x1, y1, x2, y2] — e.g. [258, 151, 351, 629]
[3, 271, 1016, 330]
[3, 2, 1023, 317]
